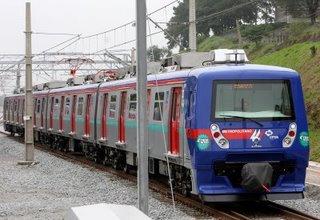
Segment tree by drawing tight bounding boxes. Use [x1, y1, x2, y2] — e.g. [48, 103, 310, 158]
[147, 46, 172, 62]
[276, 0, 319, 24]
[165, 0, 274, 50]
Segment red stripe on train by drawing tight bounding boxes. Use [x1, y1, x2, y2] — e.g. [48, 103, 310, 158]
[186, 128, 255, 140]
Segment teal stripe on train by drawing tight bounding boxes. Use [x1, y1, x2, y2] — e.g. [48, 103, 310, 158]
[73, 118, 182, 133]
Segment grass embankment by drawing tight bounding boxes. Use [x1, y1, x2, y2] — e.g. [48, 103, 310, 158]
[198, 23, 320, 162]
[254, 42, 320, 162]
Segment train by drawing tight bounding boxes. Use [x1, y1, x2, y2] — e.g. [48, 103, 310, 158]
[3, 52, 310, 202]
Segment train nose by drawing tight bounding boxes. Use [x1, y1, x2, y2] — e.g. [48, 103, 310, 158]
[241, 163, 273, 193]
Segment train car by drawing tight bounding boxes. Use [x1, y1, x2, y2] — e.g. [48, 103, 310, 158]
[185, 64, 309, 201]
[3, 94, 25, 136]
[3, 61, 309, 202]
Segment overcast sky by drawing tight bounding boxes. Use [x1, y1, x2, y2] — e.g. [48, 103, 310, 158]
[0, 0, 177, 54]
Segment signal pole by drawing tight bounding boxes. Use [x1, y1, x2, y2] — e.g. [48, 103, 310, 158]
[189, 0, 197, 52]
[136, 0, 149, 215]
[24, 2, 35, 163]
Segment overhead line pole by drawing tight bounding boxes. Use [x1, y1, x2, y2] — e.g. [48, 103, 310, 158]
[136, 0, 149, 215]
[189, 0, 197, 52]
[24, 2, 34, 163]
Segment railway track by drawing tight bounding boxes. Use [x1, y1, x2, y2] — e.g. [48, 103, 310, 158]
[1, 131, 319, 220]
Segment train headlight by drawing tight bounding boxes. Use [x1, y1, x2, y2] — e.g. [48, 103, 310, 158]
[283, 123, 297, 148]
[284, 137, 292, 145]
[218, 138, 227, 146]
[210, 124, 229, 149]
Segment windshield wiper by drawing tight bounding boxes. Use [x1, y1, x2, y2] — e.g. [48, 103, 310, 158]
[219, 114, 263, 127]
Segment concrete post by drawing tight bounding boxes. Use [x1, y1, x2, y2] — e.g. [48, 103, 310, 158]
[136, 0, 149, 215]
[24, 2, 34, 162]
[189, 0, 197, 52]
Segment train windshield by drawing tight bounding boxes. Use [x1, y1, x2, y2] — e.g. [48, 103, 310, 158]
[213, 80, 295, 121]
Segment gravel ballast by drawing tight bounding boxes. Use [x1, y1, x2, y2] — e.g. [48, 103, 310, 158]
[0, 133, 207, 220]
[276, 184, 320, 217]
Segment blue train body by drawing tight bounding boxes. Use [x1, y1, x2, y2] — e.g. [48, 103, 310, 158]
[185, 64, 309, 201]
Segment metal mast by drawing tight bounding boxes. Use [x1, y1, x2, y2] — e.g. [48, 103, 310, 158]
[24, 2, 34, 162]
[189, 0, 197, 52]
[136, 0, 149, 215]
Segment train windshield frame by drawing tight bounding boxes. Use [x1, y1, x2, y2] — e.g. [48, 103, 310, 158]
[211, 79, 295, 122]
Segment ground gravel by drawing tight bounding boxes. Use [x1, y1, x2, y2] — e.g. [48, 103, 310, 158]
[0, 133, 209, 220]
[1, 133, 320, 219]
[276, 184, 320, 217]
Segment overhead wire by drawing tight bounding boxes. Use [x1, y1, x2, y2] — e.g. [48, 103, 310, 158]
[33, 32, 79, 36]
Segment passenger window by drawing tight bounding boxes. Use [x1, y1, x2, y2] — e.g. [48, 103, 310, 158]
[128, 93, 137, 120]
[153, 92, 165, 121]
[22, 100, 25, 115]
[37, 99, 41, 113]
[54, 98, 59, 107]
[41, 98, 45, 113]
[65, 98, 71, 115]
[77, 97, 84, 116]
[17, 100, 20, 113]
[14, 100, 17, 112]
[109, 95, 117, 118]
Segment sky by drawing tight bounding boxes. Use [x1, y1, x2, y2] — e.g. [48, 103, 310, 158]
[0, 0, 177, 54]
[0, 0, 179, 94]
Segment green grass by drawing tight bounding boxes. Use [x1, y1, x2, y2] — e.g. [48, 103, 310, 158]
[309, 129, 320, 162]
[198, 36, 237, 52]
[253, 42, 320, 70]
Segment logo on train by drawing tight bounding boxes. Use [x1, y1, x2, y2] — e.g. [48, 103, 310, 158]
[299, 132, 309, 148]
[250, 129, 261, 147]
[265, 129, 279, 140]
[196, 134, 210, 151]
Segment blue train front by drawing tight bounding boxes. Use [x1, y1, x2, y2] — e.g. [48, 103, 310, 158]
[185, 64, 309, 202]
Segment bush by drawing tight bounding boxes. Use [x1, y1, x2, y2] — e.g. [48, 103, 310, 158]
[241, 23, 287, 44]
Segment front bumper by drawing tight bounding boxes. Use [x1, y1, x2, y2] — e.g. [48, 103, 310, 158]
[200, 192, 304, 202]
[214, 160, 296, 187]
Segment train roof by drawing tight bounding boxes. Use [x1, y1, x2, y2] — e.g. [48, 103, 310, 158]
[189, 64, 299, 79]
[5, 64, 299, 98]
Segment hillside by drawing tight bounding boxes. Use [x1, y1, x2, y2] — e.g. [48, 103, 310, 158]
[253, 42, 320, 162]
[198, 22, 320, 162]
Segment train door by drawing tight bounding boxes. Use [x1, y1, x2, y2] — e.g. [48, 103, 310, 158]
[59, 96, 65, 132]
[36, 99, 42, 128]
[101, 93, 108, 140]
[108, 94, 118, 144]
[71, 95, 77, 134]
[41, 98, 45, 128]
[12, 100, 15, 123]
[33, 99, 37, 126]
[118, 91, 127, 143]
[11, 100, 15, 123]
[7, 100, 10, 122]
[125, 92, 137, 150]
[22, 99, 25, 126]
[84, 94, 92, 136]
[169, 87, 182, 155]
[49, 97, 54, 129]
[17, 99, 20, 124]
[3, 99, 7, 122]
